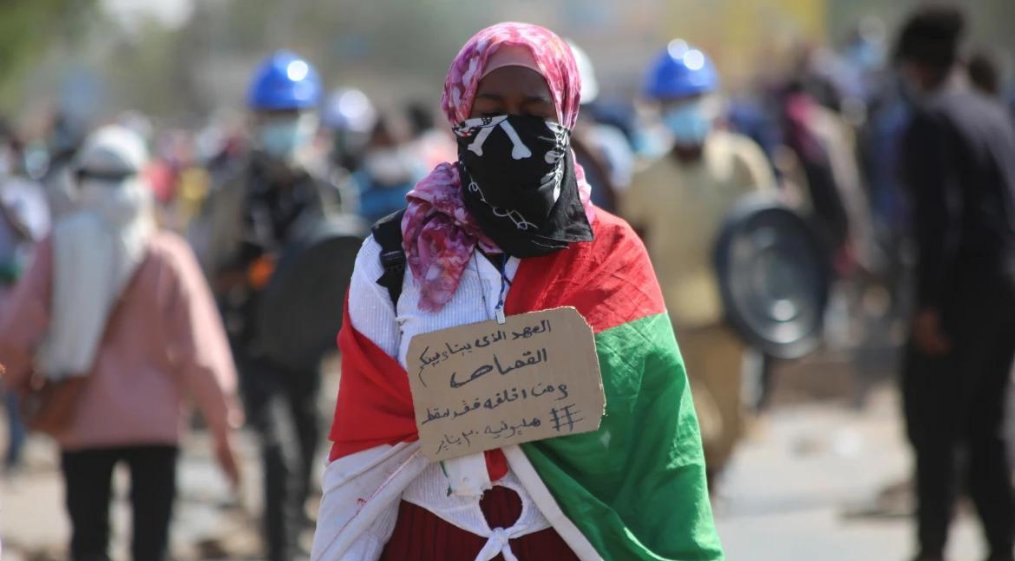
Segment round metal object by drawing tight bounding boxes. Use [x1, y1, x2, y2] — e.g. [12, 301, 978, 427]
[714, 194, 830, 359]
[256, 215, 366, 370]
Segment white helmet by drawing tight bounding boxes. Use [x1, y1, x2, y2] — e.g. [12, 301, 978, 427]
[323, 88, 377, 133]
[568, 41, 600, 105]
[75, 125, 148, 178]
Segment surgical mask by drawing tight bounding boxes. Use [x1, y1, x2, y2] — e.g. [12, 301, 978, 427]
[363, 147, 415, 186]
[332, 129, 370, 168]
[258, 114, 317, 161]
[845, 41, 884, 73]
[663, 102, 713, 146]
[76, 177, 150, 227]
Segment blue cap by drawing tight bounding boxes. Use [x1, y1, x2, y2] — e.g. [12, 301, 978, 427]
[247, 50, 322, 111]
[645, 40, 719, 100]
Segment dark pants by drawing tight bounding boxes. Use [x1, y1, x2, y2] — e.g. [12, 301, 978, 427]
[61, 445, 178, 561]
[4, 388, 26, 468]
[903, 273, 1015, 560]
[238, 354, 321, 561]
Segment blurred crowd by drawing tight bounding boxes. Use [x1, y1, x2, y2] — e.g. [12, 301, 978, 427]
[1, 5, 1014, 561]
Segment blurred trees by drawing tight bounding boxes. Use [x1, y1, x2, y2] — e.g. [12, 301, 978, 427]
[0, 0, 1013, 126]
[0, 0, 95, 107]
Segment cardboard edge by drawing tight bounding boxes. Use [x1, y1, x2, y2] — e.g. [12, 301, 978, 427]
[408, 305, 608, 461]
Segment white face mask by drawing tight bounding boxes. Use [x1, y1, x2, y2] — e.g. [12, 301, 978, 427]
[663, 102, 713, 146]
[76, 177, 150, 227]
[257, 113, 319, 161]
[363, 147, 415, 185]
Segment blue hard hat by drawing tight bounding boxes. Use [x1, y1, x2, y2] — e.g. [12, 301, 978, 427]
[247, 50, 322, 111]
[645, 40, 719, 100]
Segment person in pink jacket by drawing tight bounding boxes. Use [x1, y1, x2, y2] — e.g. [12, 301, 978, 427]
[0, 125, 242, 561]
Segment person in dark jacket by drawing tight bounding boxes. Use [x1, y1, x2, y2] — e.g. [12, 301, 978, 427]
[895, 7, 1015, 561]
[202, 51, 339, 561]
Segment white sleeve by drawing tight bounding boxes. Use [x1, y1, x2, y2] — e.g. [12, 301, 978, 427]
[310, 443, 427, 561]
[311, 241, 412, 561]
[347, 236, 400, 357]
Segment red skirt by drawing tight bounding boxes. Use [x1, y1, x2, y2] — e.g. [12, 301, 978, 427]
[379, 486, 581, 561]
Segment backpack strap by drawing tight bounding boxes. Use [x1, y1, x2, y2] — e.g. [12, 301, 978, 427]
[371, 209, 407, 308]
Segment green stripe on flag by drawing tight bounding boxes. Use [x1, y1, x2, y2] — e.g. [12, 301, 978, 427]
[522, 312, 723, 561]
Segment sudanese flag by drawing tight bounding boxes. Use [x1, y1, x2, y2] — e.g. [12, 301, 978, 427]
[328, 211, 723, 561]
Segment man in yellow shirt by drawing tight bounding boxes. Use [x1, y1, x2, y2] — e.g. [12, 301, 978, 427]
[624, 40, 776, 482]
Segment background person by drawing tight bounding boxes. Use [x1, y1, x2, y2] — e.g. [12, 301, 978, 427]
[623, 40, 777, 483]
[895, 6, 1015, 561]
[0, 125, 241, 561]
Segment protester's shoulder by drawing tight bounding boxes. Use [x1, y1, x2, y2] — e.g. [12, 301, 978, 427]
[212, 155, 251, 189]
[715, 129, 764, 156]
[916, 90, 981, 125]
[912, 91, 1010, 142]
[147, 230, 203, 274]
[633, 152, 674, 179]
[352, 232, 385, 281]
[593, 209, 647, 254]
[628, 153, 675, 197]
[1, 175, 46, 199]
[949, 91, 1015, 136]
[585, 209, 667, 321]
[202, 161, 249, 208]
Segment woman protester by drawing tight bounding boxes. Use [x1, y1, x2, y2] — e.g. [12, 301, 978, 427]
[0, 125, 241, 561]
[311, 23, 723, 561]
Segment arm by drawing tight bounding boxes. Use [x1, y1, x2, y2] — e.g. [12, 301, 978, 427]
[315, 174, 346, 218]
[313, 238, 404, 561]
[200, 178, 249, 288]
[620, 171, 651, 239]
[346, 237, 401, 356]
[0, 238, 53, 392]
[733, 135, 778, 194]
[160, 236, 242, 479]
[0, 179, 50, 243]
[904, 112, 960, 313]
[312, 442, 427, 561]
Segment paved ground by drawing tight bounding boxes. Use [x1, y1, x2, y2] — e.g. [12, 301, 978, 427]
[0, 362, 341, 561]
[0, 359, 995, 561]
[716, 388, 983, 561]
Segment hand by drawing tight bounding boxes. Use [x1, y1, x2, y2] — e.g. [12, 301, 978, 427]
[913, 308, 951, 356]
[214, 433, 242, 491]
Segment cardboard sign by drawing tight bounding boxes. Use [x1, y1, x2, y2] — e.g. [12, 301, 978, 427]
[406, 307, 604, 461]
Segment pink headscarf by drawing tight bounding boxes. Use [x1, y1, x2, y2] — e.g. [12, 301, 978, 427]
[401, 22, 595, 312]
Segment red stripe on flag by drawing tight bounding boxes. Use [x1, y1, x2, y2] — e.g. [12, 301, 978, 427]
[505, 210, 665, 332]
[329, 300, 418, 460]
[328, 210, 664, 462]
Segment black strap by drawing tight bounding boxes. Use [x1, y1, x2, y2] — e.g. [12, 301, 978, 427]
[371, 209, 407, 307]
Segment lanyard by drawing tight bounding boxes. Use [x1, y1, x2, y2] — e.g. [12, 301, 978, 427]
[474, 251, 511, 324]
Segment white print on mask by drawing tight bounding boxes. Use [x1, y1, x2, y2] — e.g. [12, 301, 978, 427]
[364, 148, 415, 185]
[541, 165, 564, 203]
[468, 178, 538, 231]
[466, 116, 533, 160]
[541, 126, 569, 202]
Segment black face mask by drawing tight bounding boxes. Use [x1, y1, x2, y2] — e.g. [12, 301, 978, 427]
[455, 114, 593, 257]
